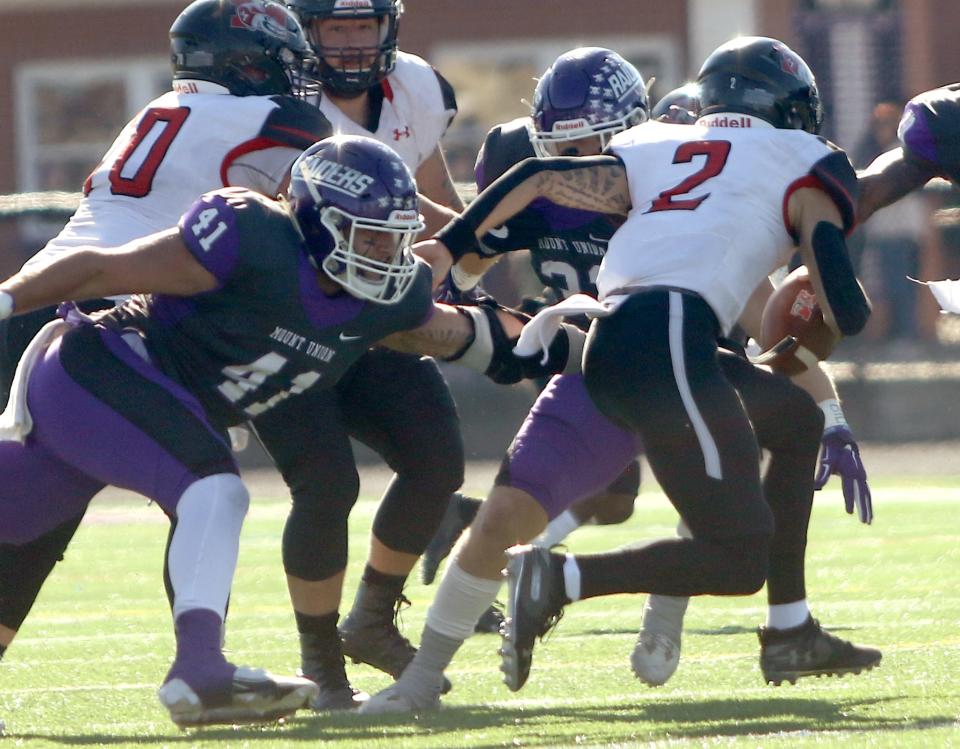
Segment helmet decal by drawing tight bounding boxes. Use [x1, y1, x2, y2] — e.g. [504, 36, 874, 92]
[231, 1, 292, 40]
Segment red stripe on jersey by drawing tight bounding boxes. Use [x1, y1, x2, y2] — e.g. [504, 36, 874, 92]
[220, 137, 293, 187]
[266, 123, 326, 145]
[381, 78, 395, 102]
[781, 174, 827, 243]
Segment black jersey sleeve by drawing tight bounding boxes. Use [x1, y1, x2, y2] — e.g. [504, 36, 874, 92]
[261, 96, 333, 149]
[809, 148, 859, 233]
[432, 68, 458, 131]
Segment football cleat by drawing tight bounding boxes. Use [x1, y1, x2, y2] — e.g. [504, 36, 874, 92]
[420, 492, 481, 585]
[630, 632, 681, 687]
[296, 668, 368, 712]
[340, 595, 452, 694]
[357, 672, 445, 716]
[158, 666, 318, 728]
[758, 617, 882, 686]
[630, 593, 689, 686]
[500, 545, 567, 692]
[474, 602, 506, 635]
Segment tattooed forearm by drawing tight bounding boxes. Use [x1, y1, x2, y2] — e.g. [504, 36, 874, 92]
[533, 164, 631, 216]
[381, 305, 472, 358]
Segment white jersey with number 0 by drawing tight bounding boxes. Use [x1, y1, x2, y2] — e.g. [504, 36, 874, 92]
[601, 114, 843, 332]
[24, 82, 329, 270]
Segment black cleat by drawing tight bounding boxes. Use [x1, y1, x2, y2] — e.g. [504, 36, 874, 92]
[500, 545, 567, 692]
[420, 493, 481, 585]
[758, 617, 882, 686]
[340, 595, 452, 694]
[474, 602, 506, 635]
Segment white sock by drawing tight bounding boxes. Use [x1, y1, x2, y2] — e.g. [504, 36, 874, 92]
[766, 600, 810, 630]
[534, 510, 581, 548]
[425, 560, 502, 641]
[168, 474, 249, 619]
[563, 553, 582, 602]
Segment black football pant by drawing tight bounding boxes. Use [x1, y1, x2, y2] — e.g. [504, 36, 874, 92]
[256, 347, 465, 582]
[580, 289, 775, 598]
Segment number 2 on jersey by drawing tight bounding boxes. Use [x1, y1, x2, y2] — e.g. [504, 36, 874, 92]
[646, 140, 731, 213]
[84, 107, 190, 198]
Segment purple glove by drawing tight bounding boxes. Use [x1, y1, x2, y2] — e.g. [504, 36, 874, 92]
[814, 426, 873, 524]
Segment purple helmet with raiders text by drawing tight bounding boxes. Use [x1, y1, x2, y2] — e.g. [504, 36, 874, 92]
[652, 82, 701, 124]
[287, 135, 423, 304]
[170, 0, 318, 98]
[285, 0, 402, 96]
[697, 36, 823, 134]
[530, 47, 648, 158]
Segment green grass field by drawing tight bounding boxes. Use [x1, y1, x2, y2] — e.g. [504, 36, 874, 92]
[1, 469, 958, 748]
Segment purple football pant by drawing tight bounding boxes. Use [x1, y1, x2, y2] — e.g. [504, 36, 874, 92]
[495, 372, 642, 519]
[0, 324, 237, 545]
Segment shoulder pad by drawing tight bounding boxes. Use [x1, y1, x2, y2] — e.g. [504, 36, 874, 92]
[476, 118, 534, 189]
[263, 97, 333, 148]
[809, 150, 858, 232]
[432, 67, 458, 118]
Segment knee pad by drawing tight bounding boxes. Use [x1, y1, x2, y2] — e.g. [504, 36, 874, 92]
[282, 479, 359, 580]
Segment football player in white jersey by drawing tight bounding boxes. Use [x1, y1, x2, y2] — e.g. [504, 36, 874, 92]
[0, 0, 333, 726]
[382, 36, 876, 700]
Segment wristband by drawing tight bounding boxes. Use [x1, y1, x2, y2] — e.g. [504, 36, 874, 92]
[450, 263, 483, 292]
[817, 398, 848, 431]
[0, 290, 13, 320]
[434, 218, 480, 262]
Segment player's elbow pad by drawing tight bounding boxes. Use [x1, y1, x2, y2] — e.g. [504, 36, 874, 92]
[811, 221, 872, 336]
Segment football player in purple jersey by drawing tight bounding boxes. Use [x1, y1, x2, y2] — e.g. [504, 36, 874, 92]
[0, 133, 564, 727]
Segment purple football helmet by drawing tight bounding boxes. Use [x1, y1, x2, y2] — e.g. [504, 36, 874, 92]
[530, 47, 648, 158]
[287, 135, 423, 304]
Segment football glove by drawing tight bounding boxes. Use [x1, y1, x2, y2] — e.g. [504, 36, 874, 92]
[814, 425, 873, 524]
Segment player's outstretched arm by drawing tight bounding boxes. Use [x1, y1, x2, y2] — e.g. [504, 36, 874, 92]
[430, 155, 630, 265]
[857, 147, 936, 224]
[0, 229, 217, 320]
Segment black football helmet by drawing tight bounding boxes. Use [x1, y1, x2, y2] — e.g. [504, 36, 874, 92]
[697, 36, 823, 134]
[285, 0, 402, 96]
[651, 82, 701, 124]
[170, 0, 318, 98]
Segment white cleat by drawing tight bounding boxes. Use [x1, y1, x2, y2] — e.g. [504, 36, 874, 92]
[358, 681, 441, 716]
[630, 631, 681, 686]
[158, 666, 319, 728]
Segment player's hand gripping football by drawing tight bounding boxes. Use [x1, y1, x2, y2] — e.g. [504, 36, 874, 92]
[814, 426, 873, 524]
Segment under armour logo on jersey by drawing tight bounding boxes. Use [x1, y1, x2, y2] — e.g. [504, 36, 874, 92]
[393, 126, 411, 141]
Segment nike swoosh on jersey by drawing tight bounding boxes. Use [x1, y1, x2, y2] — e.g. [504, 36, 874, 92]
[339, 332, 364, 342]
[587, 233, 610, 244]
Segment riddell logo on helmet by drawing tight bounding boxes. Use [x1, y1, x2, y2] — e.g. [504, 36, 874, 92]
[552, 119, 590, 132]
[334, 0, 374, 8]
[700, 115, 752, 128]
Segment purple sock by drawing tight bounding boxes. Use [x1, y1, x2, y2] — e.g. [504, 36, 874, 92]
[164, 609, 236, 704]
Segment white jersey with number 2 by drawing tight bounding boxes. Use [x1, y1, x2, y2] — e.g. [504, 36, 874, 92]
[601, 114, 849, 332]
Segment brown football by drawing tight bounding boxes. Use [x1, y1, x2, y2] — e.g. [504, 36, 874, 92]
[758, 266, 838, 375]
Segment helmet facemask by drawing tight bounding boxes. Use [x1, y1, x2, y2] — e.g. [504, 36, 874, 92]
[316, 205, 422, 303]
[529, 106, 647, 158]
